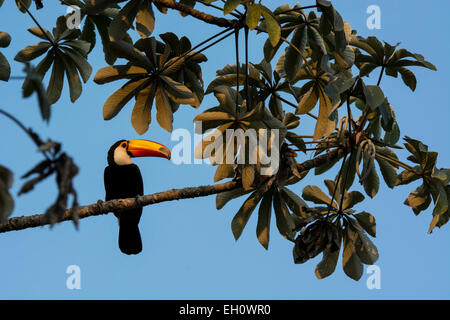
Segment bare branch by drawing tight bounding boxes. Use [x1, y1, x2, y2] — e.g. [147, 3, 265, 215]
[151, 0, 238, 28]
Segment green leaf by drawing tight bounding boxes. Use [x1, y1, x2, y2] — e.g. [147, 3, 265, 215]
[242, 164, 255, 190]
[109, 40, 152, 70]
[61, 47, 92, 83]
[194, 111, 234, 123]
[155, 85, 174, 132]
[285, 25, 307, 81]
[261, 6, 281, 47]
[0, 32, 12, 48]
[103, 78, 148, 120]
[160, 75, 195, 105]
[93, 15, 117, 65]
[94, 65, 148, 84]
[342, 191, 365, 210]
[246, 4, 261, 30]
[363, 85, 384, 110]
[60, 53, 82, 102]
[131, 83, 155, 135]
[231, 188, 264, 241]
[80, 17, 96, 54]
[308, 26, 327, 55]
[214, 163, 234, 182]
[350, 219, 379, 264]
[46, 54, 65, 104]
[63, 40, 91, 56]
[398, 67, 417, 91]
[313, 86, 335, 140]
[354, 211, 376, 237]
[216, 187, 251, 210]
[0, 52, 10, 81]
[315, 153, 342, 175]
[338, 152, 357, 192]
[223, 0, 241, 15]
[296, 84, 318, 115]
[395, 168, 421, 186]
[302, 185, 334, 207]
[362, 165, 380, 198]
[280, 187, 308, 218]
[136, 0, 155, 38]
[315, 246, 340, 279]
[257, 192, 273, 250]
[432, 186, 448, 217]
[108, 0, 140, 41]
[404, 184, 431, 216]
[342, 224, 364, 281]
[15, 0, 31, 13]
[273, 189, 296, 240]
[375, 155, 397, 189]
[0, 165, 14, 223]
[14, 42, 51, 62]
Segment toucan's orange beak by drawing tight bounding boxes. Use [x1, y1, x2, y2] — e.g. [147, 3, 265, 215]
[127, 140, 171, 160]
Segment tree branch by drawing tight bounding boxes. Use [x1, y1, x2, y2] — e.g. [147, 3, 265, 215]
[151, 0, 238, 28]
[0, 147, 345, 234]
[0, 180, 240, 233]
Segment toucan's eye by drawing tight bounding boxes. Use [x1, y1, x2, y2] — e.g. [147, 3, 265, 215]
[122, 143, 127, 148]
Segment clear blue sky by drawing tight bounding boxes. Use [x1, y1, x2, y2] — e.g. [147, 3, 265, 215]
[0, 0, 449, 299]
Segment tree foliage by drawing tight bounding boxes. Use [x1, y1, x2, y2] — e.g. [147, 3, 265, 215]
[0, 0, 447, 281]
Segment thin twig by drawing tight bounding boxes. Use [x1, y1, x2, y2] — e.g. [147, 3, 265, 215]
[375, 153, 415, 172]
[197, 0, 240, 18]
[18, 0, 55, 46]
[327, 152, 348, 214]
[274, 5, 318, 16]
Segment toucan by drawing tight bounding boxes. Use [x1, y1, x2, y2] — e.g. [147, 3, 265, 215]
[104, 139, 171, 255]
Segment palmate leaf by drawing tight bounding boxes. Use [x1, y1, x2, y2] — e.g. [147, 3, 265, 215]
[348, 218, 379, 265]
[60, 0, 130, 65]
[394, 137, 450, 232]
[302, 185, 335, 208]
[103, 78, 149, 120]
[256, 191, 273, 250]
[354, 211, 376, 237]
[342, 223, 363, 281]
[216, 187, 251, 210]
[95, 34, 206, 133]
[131, 83, 155, 134]
[108, 0, 156, 41]
[353, 37, 436, 90]
[316, 0, 347, 52]
[273, 189, 296, 240]
[14, 23, 92, 106]
[231, 181, 270, 241]
[315, 221, 342, 279]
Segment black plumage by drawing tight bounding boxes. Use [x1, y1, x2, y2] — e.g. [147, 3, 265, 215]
[104, 141, 143, 255]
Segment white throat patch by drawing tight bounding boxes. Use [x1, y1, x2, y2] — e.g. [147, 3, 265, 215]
[113, 145, 133, 166]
